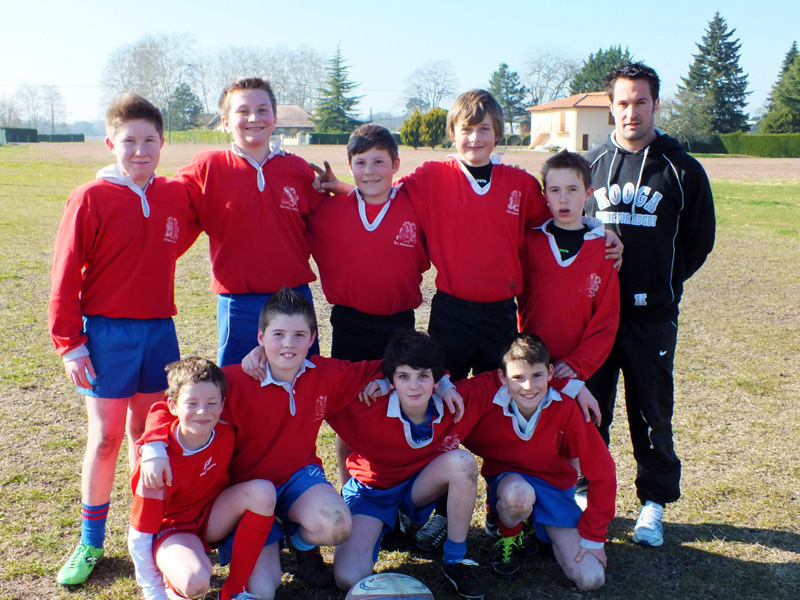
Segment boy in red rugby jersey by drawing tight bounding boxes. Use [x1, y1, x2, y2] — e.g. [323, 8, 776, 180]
[49, 93, 200, 586]
[128, 357, 274, 600]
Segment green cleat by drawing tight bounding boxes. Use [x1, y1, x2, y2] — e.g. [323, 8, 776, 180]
[57, 542, 104, 586]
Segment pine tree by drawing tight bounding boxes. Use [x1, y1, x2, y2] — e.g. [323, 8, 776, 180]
[569, 46, 633, 95]
[680, 12, 750, 133]
[762, 49, 800, 133]
[165, 83, 203, 131]
[488, 63, 528, 135]
[314, 45, 362, 133]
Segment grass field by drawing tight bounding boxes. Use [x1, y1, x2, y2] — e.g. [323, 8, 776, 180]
[0, 142, 798, 600]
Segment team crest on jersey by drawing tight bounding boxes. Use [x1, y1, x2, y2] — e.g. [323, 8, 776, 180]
[199, 456, 217, 477]
[441, 434, 461, 452]
[580, 273, 602, 299]
[163, 216, 180, 243]
[506, 190, 522, 215]
[395, 222, 417, 247]
[314, 395, 327, 421]
[281, 186, 300, 211]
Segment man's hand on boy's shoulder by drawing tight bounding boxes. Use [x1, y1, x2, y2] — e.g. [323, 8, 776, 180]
[603, 230, 624, 270]
[310, 161, 353, 195]
[575, 385, 602, 427]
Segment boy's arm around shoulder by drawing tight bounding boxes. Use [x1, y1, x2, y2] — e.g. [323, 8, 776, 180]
[564, 407, 616, 543]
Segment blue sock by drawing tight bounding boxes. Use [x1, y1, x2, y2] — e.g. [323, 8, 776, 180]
[443, 537, 467, 564]
[290, 531, 315, 552]
[80, 502, 109, 548]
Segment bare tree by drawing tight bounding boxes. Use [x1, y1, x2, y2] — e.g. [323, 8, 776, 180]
[41, 85, 66, 134]
[0, 94, 21, 127]
[100, 33, 197, 110]
[18, 84, 43, 129]
[403, 61, 458, 112]
[523, 48, 580, 106]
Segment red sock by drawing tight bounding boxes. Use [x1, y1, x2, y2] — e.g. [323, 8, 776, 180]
[498, 519, 524, 539]
[220, 511, 275, 600]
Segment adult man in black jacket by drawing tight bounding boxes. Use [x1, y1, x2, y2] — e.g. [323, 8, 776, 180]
[584, 62, 716, 547]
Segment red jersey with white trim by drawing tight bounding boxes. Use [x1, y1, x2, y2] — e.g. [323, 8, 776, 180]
[399, 157, 549, 302]
[48, 176, 199, 355]
[517, 218, 620, 387]
[130, 420, 234, 535]
[176, 149, 324, 294]
[306, 187, 429, 315]
[325, 373, 496, 488]
[142, 357, 383, 487]
[459, 373, 616, 543]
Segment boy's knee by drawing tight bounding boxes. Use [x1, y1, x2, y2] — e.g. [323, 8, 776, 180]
[566, 561, 604, 591]
[327, 507, 352, 545]
[88, 431, 123, 460]
[245, 479, 277, 512]
[500, 482, 535, 515]
[171, 569, 211, 599]
[451, 450, 478, 481]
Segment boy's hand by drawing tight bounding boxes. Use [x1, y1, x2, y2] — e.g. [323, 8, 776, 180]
[141, 457, 172, 488]
[603, 230, 623, 270]
[553, 361, 577, 379]
[576, 385, 602, 427]
[576, 544, 607, 568]
[64, 355, 96, 389]
[310, 161, 353, 195]
[242, 346, 267, 381]
[358, 380, 388, 406]
[441, 388, 465, 422]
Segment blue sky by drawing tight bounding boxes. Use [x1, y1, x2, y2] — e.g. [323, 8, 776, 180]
[2, 0, 797, 123]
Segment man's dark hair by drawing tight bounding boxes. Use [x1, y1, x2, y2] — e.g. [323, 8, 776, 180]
[605, 61, 660, 102]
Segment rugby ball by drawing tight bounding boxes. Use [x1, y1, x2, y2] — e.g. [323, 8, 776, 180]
[345, 572, 434, 599]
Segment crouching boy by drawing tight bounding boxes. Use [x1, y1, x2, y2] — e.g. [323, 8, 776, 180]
[461, 334, 616, 591]
[326, 330, 485, 599]
[129, 357, 275, 600]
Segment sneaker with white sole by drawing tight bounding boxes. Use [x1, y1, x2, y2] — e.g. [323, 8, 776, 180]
[415, 513, 448, 551]
[56, 542, 104, 586]
[632, 501, 664, 547]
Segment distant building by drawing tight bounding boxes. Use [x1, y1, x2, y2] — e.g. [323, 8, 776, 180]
[526, 92, 614, 152]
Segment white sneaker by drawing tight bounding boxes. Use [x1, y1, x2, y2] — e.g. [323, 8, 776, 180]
[632, 501, 664, 547]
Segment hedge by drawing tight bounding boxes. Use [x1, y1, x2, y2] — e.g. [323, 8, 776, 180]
[682, 133, 800, 157]
[38, 134, 85, 142]
[167, 130, 231, 144]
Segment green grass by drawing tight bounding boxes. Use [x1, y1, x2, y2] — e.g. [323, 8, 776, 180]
[0, 144, 798, 599]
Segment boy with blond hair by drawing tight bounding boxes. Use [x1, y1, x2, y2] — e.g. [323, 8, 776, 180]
[129, 357, 275, 600]
[176, 77, 326, 367]
[48, 93, 199, 586]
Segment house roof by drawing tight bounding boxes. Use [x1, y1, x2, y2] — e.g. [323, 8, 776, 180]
[527, 92, 609, 112]
[276, 105, 314, 129]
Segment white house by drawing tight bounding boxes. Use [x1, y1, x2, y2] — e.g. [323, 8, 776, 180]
[526, 92, 614, 152]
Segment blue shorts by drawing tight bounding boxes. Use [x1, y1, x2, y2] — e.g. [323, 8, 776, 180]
[343, 475, 438, 562]
[216, 285, 320, 367]
[486, 472, 582, 544]
[217, 464, 331, 566]
[80, 315, 179, 399]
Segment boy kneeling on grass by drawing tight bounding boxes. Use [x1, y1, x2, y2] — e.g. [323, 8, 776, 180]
[460, 334, 616, 591]
[129, 357, 275, 600]
[326, 330, 485, 599]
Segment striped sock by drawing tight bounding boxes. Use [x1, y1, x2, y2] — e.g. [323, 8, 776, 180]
[80, 502, 109, 548]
